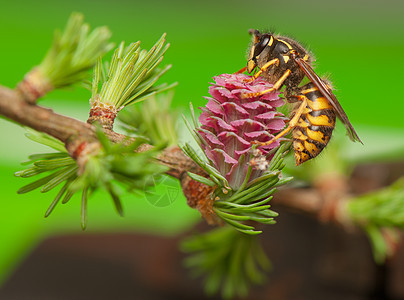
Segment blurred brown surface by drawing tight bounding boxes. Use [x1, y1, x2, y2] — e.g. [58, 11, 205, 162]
[1, 162, 404, 300]
[1, 217, 403, 300]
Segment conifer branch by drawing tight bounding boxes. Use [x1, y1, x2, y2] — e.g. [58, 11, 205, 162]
[17, 12, 114, 103]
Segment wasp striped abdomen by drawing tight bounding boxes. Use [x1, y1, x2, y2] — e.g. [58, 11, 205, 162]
[292, 83, 336, 165]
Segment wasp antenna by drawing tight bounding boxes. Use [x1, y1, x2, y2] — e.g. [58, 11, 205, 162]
[248, 29, 260, 36]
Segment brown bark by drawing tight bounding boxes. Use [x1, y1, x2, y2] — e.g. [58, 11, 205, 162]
[0, 86, 95, 145]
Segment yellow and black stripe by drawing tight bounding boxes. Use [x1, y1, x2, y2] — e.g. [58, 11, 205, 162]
[292, 82, 336, 165]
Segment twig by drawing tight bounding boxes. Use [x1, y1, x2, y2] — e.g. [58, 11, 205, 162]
[0, 84, 208, 204]
[0, 84, 359, 228]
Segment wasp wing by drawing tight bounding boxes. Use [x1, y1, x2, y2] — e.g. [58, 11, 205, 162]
[294, 57, 363, 144]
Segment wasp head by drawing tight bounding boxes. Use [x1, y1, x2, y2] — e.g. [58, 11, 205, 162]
[247, 30, 274, 73]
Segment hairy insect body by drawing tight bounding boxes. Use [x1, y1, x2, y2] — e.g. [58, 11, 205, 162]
[291, 83, 336, 165]
[246, 29, 362, 165]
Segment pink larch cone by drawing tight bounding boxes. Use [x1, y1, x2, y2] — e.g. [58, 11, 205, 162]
[198, 73, 286, 190]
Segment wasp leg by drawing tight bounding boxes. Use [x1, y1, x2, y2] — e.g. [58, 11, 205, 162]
[244, 58, 279, 83]
[242, 69, 291, 98]
[235, 66, 247, 74]
[253, 95, 307, 146]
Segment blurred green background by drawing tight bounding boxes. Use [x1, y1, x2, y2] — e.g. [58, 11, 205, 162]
[0, 0, 404, 288]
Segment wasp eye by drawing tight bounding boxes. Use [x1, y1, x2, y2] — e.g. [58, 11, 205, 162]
[254, 35, 271, 57]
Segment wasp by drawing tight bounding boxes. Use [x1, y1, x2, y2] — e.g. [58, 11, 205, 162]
[242, 29, 363, 165]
